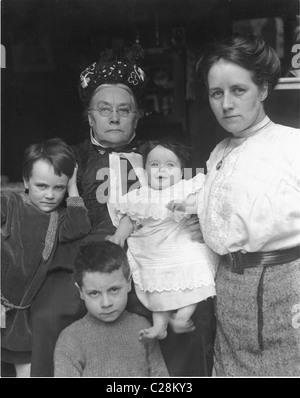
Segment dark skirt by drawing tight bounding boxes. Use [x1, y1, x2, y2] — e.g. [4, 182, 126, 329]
[214, 257, 300, 376]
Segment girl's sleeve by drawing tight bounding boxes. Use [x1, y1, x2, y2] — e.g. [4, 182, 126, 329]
[58, 197, 91, 242]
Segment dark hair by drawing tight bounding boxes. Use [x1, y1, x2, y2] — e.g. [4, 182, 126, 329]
[196, 33, 281, 90]
[22, 138, 76, 181]
[74, 241, 130, 288]
[79, 44, 147, 110]
[141, 136, 191, 169]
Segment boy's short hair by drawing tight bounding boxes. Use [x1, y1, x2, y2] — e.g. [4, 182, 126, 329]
[140, 136, 191, 169]
[74, 241, 130, 288]
[22, 138, 76, 181]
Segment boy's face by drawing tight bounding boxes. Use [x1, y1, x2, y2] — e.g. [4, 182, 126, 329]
[77, 269, 131, 323]
[23, 159, 68, 213]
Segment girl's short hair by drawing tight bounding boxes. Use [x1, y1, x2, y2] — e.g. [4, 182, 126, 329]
[74, 241, 130, 288]
[196, 33, 281, 90]
[140, 136, 191, 169]
[22, 138, 76, 181]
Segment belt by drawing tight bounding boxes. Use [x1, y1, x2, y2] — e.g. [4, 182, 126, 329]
[225, 245, 300, 351]
[226, 246, 300, 275]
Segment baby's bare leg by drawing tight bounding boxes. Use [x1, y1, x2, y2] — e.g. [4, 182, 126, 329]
[170, 303, 197, 334]
[15, 363, 31, 378]
[139, 311, 171, 340]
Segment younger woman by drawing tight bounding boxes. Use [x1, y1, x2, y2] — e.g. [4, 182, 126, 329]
[108, 138, 219, 340]
[1, 138, 91, 377]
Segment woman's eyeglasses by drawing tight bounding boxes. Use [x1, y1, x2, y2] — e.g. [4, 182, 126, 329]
[89, 106, 137, 118]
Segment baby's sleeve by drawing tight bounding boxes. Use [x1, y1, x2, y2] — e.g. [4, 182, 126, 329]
[178, 172, 206, 201]
[108, 188, 149, 228]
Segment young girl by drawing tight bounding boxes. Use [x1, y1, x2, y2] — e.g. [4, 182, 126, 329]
[1, 138, 91, 377]
[108, 138, 219, 340]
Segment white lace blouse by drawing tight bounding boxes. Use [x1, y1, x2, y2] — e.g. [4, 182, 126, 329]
[198, 117, 300, 255]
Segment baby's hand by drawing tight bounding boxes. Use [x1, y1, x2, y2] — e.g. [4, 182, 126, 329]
[166, 200, 187, 213]
[67, 164, 79, 197]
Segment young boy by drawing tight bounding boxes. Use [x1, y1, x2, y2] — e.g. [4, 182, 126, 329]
[54, 241, 169, 377]
[1, 138, 91, 377]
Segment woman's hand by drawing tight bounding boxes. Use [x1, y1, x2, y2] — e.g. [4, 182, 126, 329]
[105, 234, 126, 248]
[67, 165, 79, 197]
[167, 201, 204, 242]
[166, 194, 197, 214]
[186, 215, 204, 242]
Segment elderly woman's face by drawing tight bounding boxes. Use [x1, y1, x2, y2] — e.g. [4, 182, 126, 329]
[88, 84, 139, 148]
[207, 59, 268, 136]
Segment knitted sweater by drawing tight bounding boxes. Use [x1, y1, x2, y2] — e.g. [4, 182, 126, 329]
[54, 311, 169, 377]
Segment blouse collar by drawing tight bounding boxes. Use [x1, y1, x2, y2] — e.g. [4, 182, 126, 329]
[232, 116, 271, 140]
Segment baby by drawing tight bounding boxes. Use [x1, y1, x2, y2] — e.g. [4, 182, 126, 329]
[108, 137, 219, 340]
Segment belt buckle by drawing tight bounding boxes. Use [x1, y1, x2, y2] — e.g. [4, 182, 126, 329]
[229, 252, 244, 275]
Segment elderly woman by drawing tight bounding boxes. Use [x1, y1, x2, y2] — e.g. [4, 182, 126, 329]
[196, 34, 300, 376]
[29, 45, 216, 377]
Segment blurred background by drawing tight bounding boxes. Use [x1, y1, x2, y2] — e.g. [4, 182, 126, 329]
[1, 0, 299, 182]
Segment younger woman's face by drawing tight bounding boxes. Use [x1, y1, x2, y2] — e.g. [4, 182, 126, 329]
[207, 59, 268, 136]
[145, 145, 183, 190]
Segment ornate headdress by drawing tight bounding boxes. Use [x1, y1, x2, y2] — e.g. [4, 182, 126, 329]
[79, 44, 146, 106]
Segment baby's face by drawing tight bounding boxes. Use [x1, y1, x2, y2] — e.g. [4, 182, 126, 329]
[78, 269, 131, 323]
[145, 145, 183, 190]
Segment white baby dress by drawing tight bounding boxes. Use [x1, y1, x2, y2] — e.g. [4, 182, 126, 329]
[113, 173, 219, 312]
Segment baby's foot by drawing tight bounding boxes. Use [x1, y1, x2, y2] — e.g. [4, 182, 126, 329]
[139, 326, 168, 340]
[169, 317, 195, 334]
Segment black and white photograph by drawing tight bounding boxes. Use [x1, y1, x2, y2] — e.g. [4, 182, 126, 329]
[1, 0, 299, 380]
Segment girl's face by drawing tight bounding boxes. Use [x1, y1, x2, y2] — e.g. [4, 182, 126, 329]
[88, 84, 139, 148]
[145, 145, 183, 190]
[207, 59, 268, 136]
[23, 159, 68, 213]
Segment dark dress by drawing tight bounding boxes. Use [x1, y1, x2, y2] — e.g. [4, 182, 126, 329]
[1, 193, 90, 364]
[30, 139, 216, 377]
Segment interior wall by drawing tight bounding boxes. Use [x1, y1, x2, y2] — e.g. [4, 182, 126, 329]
[1, 0, 299, 181]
